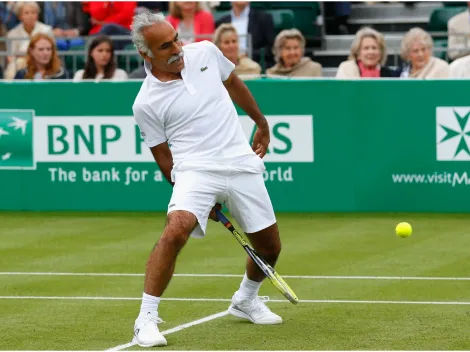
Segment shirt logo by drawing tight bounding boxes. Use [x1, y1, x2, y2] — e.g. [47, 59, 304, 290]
[200, 66, 208, 72]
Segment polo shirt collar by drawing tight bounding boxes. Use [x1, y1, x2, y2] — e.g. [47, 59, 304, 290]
[144, 52, 196, 95]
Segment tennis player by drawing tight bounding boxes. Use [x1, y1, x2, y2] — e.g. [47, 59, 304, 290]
[131, 10, 282, 347]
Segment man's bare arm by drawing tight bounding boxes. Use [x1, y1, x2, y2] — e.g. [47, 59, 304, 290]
[150, 142, 174, 186]
[223, 72, 270, 158]
[223, 72, 268, 129]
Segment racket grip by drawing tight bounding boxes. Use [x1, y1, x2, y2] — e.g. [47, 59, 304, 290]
[215, 208, 229, 225]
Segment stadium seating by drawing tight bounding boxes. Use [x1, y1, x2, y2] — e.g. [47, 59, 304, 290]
[63, 45, 86, 73]
[118, 44, 141, 72]
[433, 38, 448, 60]
[443, 2, 468, 7]
[213, 10, 231, 25]
[270, 2, 321, 38]
[267, 9, 295, 32]
[214, 2, 321, 38]
[427, 6, 467, 32]
[427, 5, 466, 60]
[213, 9, 295, 34]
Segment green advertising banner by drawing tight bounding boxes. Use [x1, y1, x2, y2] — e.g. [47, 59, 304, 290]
[1, 80, 470, 212]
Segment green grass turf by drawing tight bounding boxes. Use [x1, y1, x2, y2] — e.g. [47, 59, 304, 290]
[1, 212, 470, 350]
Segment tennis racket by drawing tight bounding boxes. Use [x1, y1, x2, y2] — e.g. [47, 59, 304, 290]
[215, 209, 299, 305]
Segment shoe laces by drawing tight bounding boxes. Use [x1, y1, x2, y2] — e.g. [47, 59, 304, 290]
[251, 296, 271, 314]
[144, 312, 165, 325]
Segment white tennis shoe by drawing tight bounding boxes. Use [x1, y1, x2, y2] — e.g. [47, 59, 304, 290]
[133, 311, 167, 347]
[228, 294, 283, 324]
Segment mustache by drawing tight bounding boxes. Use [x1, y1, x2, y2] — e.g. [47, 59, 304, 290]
[168, 52, 184, 64]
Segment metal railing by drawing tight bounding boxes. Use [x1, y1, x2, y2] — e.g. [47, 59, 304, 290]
[1, 31, 469, 77]
[0, 33, 253, 75]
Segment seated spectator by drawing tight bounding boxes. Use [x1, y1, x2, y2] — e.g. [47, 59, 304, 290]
[447, 2, 470, 61]
[87, 1, 136, 34]
[267, 29, 322, 78]
[214, 24, 261, 76]
[73, 35, 128, 82]
[449, 54, 470, 78]
[216, 2, 275, 68]
[167, 2, 215, 45]
[14, 33, 70, 80]
[0, 2, 19, 31]
[324, 2, 351, 35]
[0, 9, 6, 53]
[5, 1, 53, 79]
[135, 2, 169, 15]
[86, 1, 136, 49]
[336, 27, 398, 78]
[399, 28, 449, 78]
[129, 65, 146, 79]
[39, 2, 91, 47]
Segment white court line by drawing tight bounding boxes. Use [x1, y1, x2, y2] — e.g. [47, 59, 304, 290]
[105, 310, 229, 351]
[2, 272, 470, 280]
[1, 296, 470, 305]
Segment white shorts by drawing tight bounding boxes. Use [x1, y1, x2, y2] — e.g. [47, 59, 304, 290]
[167, 156, 276, 238]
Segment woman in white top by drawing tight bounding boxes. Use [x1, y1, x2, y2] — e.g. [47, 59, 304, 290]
[73, 35, 128, 82]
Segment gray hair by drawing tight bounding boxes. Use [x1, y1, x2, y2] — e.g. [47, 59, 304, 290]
[131, 10, 167, 58]
[349, 27, 387, 66]
[15, 1, 40, 16]
[400, 27, 433, 61]
[272, 28, 306, 64]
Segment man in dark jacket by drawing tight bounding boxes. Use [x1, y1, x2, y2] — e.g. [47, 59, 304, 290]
[215, 2, 275, 70]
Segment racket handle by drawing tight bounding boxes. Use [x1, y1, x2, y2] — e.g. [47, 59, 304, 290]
[215, 208, 229, 225]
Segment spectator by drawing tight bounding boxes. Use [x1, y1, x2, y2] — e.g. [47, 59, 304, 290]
[39, 2, 91, 40]
[0, 6, 6, 53]
[167, 2, 215, 45]
[449, 54, 470, 78]
[214, 23, 261, 76]
[85, 1, 136, 50]
[267, 29, 322, 77]
[334, 2, 351, 35]
[5, 1, 54, 79]
[0, 2, 19, 31]
[87, 1, 136, 35]
[135, 2, 169, 15]
[216, 2, 275, 68]
[73, 35, 128, 82]
[336, 27, 398, 78]
[447, 2, 470, 61]
[324, 2, 351, 35]
[0, 65, 3, 79]
[128, 64, 146, 79]
[399, 28, 449, 78]
[14, 32, 70, 80]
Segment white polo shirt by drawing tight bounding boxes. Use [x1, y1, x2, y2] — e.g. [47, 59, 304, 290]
[132, 41, 256, 168]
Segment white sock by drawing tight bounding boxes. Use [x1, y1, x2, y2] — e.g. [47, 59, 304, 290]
[140, 292, 160, 314]
[235, 273, 262, 300]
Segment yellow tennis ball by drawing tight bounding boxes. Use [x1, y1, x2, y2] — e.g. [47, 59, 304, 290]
[395, 222, 412, 238]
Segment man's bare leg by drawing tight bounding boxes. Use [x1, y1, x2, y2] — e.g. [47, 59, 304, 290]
[237, 222, 282, 296]
[144, 210, 197, 296]
[134, 210, 197, 347]
[245, 222, 281, 282]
